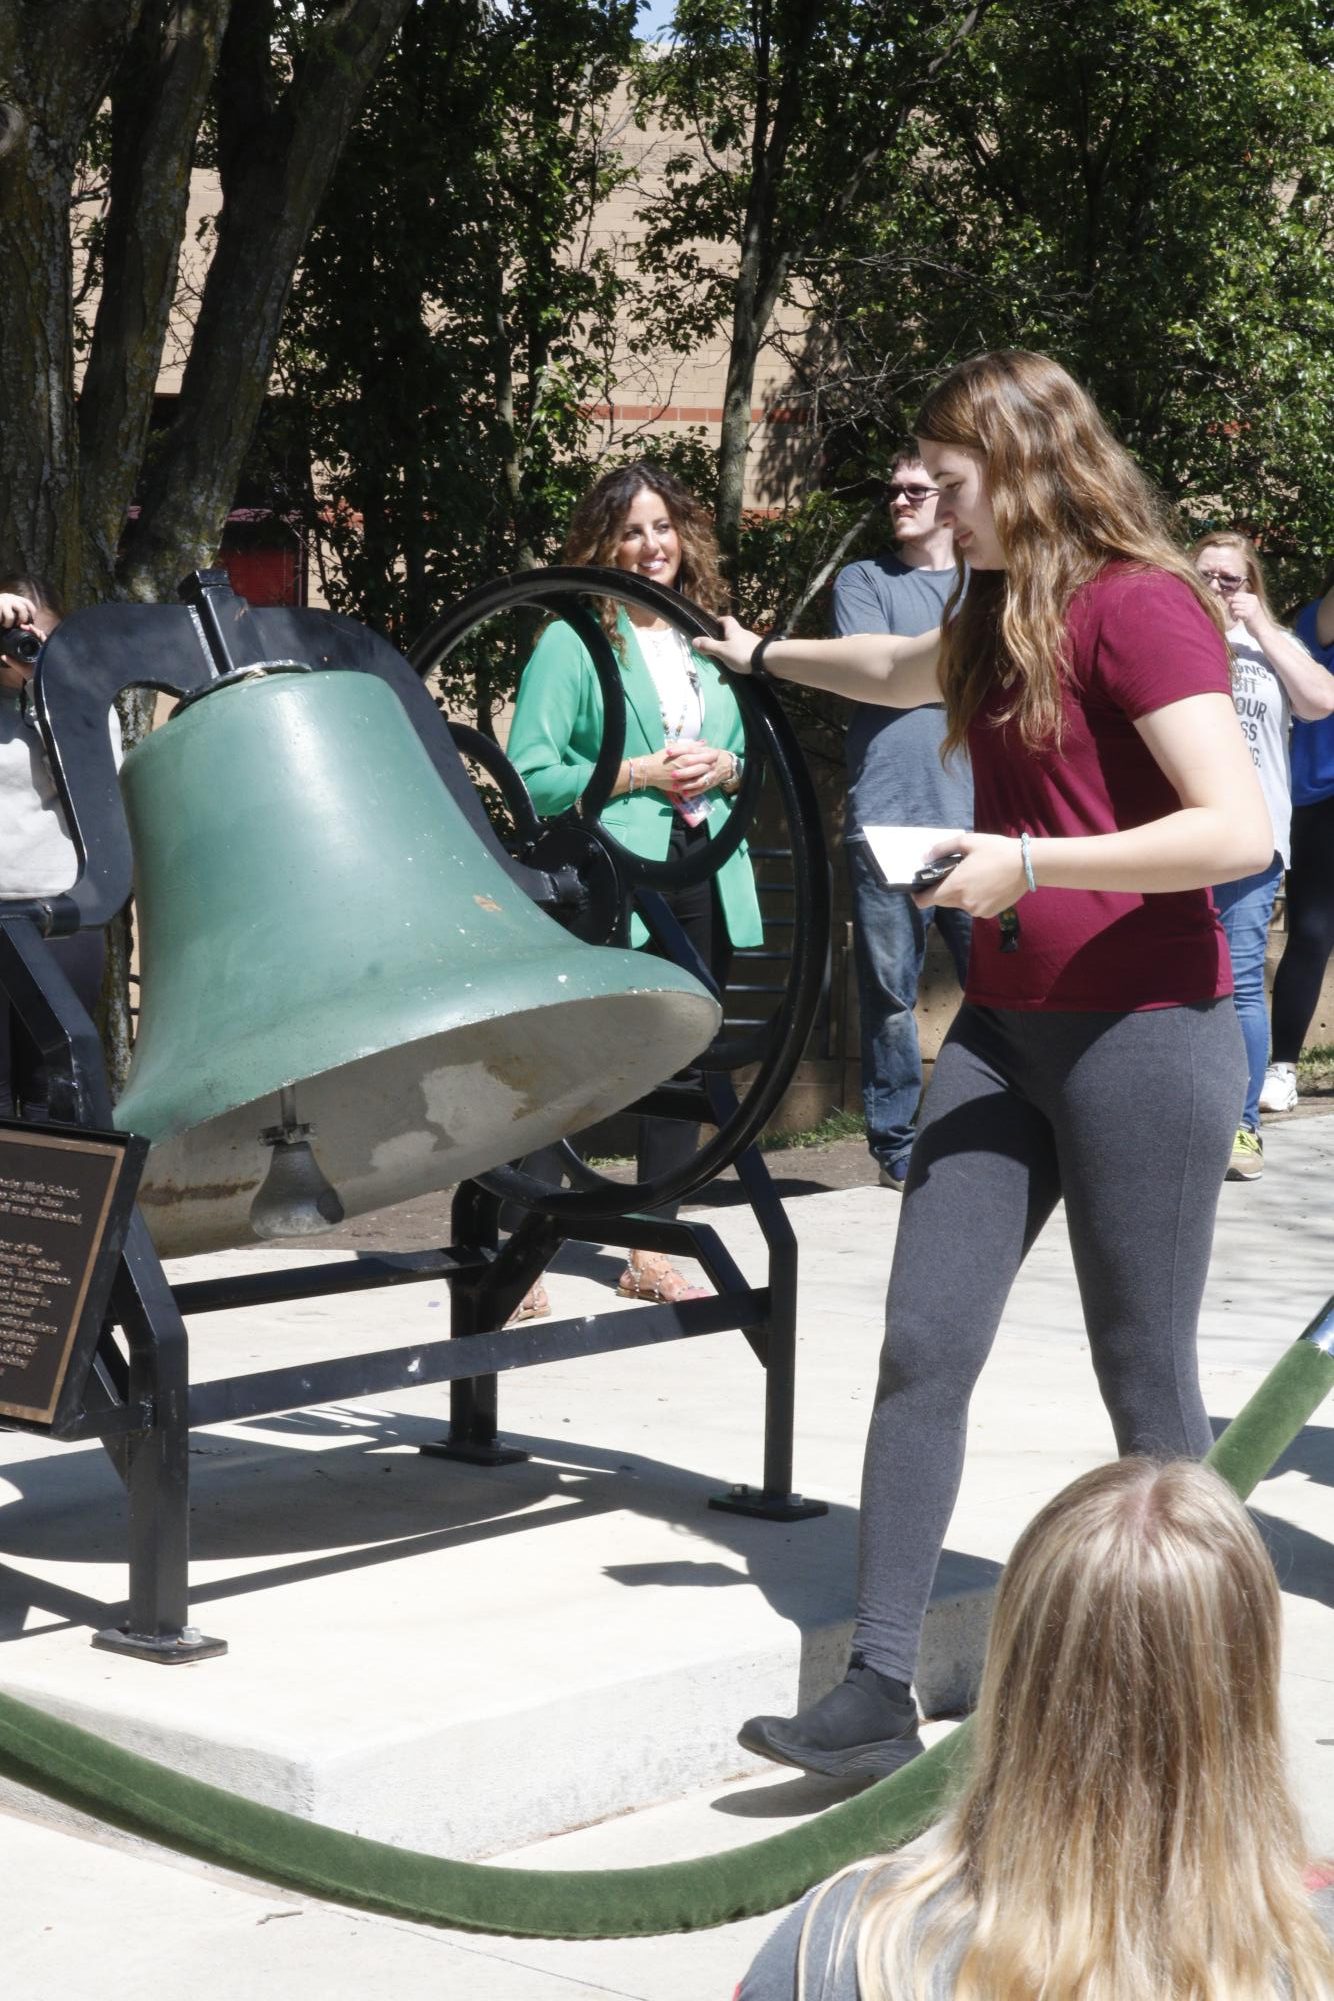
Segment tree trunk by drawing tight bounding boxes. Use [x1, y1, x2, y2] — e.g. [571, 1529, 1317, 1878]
[708, 0, 990, 567]
[0, 1, 144, 596]
[78, 1, 233, 600]
[710, 0, 818, 569]
[715, 236, 791, 572]
[118, 0, 415, 600]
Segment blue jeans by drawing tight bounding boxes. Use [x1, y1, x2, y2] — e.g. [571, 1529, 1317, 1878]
[847, 838, 971, 1171]
[1213, 852, 1282, 1132]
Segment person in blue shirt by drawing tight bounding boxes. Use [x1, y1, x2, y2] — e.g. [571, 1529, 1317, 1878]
[1260, 569, 1334, 1113]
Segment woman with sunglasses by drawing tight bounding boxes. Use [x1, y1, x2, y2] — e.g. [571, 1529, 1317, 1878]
[698, 350, 1271, 1782]
[1191, 533, 1334, 1182]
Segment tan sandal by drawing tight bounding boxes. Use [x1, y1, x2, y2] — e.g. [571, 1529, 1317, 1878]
[505, 1281, 550, 1325]
[616, 1256, 709, 1304]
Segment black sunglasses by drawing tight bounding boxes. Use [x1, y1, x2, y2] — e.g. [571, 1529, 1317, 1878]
[887, 482, 939, 503]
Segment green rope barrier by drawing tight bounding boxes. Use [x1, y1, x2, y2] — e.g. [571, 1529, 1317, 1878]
[0, 1309, 1329, 1940]
[1205, 1300, 1334, 1494]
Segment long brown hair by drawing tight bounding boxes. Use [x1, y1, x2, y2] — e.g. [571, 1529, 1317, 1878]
[562, 462, 728, 654]
[914, 352, 1226, 756]
[801, 1460, 1333, 2001]
[1192, 530, 1275, 618]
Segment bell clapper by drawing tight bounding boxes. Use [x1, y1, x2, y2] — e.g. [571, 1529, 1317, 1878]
[249, 1086, 346, 1239]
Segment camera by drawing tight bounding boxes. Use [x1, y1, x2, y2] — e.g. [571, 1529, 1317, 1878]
[0, 626, 42, 667]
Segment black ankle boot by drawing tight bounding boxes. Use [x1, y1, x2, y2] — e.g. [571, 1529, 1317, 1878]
[738, 1656, 923, 1780]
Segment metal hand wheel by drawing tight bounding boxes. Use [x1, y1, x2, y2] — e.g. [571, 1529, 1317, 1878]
[409, 567, 829, 1222]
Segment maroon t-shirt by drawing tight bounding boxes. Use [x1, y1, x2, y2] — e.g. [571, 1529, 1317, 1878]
[965, 564, 1234, 1012]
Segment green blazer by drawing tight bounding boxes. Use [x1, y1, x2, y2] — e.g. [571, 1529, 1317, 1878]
[507, 611, 763, 949]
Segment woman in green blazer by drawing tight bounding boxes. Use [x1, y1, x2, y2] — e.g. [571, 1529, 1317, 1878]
[507, 463, 762, 1309]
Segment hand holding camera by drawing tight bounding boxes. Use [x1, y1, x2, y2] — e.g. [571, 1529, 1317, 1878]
[0, 592, 43, 669]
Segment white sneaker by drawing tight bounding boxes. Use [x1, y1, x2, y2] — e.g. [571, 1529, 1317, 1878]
[1258, 1062, 1298, 1114]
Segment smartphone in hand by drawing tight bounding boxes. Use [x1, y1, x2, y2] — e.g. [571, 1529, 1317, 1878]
[861, 825, 965, 893]
[910, 852, 964, 890]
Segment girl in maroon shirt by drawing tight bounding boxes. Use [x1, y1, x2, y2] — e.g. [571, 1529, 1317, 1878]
[700, 350, 1271, 1782]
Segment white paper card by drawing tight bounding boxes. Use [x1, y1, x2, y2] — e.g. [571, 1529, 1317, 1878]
[861, 824, 962, 890]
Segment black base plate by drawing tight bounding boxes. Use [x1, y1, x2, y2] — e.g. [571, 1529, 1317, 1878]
[419, 1436, 530, 1466]
[709, 1484, 829, 1522]
[91, 1624, 229, 1664]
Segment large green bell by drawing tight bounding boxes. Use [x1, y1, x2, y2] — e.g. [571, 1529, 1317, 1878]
[113, 669, 719, 1257]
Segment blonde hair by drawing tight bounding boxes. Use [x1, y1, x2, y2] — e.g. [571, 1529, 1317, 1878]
[913, 352, 1226, 757]
[1192, 531, 1275, 618]
[803, 1461, 1334, 2001]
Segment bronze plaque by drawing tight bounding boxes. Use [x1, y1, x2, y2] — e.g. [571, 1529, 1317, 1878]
[0, 1121, 143, 1427]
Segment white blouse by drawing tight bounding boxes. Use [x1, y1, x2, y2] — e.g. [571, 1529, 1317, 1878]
[634, 625, 704, 743]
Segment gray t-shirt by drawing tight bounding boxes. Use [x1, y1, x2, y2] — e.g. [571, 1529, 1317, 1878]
[738, 1864, 1334, 2000]
[1226, 621, 1304, 868]
[831, 556, 972, 842]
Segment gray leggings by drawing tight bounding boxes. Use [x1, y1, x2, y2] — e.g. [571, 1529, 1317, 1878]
[855, 998, 1245, 1682]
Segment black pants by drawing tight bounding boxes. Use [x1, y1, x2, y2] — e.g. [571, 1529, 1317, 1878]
[1270, 794, 1334, 1062]
[0, 928, 107, 1120]
[513, 818, 731, 1223]
[635, 819, 732, 1217]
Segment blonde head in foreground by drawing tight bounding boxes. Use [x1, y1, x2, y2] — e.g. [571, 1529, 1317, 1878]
[800, 1458, 1332, 2001]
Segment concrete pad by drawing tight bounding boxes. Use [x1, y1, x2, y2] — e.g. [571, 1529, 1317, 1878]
[0, 1112, 1329, 1898]
[0, 1245, 992, 1861]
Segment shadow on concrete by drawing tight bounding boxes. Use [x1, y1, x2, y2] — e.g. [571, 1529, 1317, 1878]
[603, 1560, 750, 1588]
[1266, 1422, 1334, 1490]
[711, 1770, 871, 1818]
[1206, 1413, 1333, 1610]
[680, 1173, 838, 1210]
[1251, 1511, 1334, 1614]
[0, 1409, 862, 1647]
[0, 1411, 1000, 1740]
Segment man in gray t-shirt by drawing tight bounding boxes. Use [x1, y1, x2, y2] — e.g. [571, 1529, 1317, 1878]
[833, 451, 972, 1187]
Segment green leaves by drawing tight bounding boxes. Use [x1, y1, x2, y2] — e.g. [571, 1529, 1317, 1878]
[275, 0, 645, 717]
[277, 0, 1334, 729]
[804, 0, 1334, 603]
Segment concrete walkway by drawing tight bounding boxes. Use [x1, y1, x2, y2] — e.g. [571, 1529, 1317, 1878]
[3, 1112, 1332, 1997]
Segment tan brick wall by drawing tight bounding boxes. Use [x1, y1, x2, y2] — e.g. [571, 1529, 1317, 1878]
[572, 85, 814, 508]
[136, 90, 809, 514]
